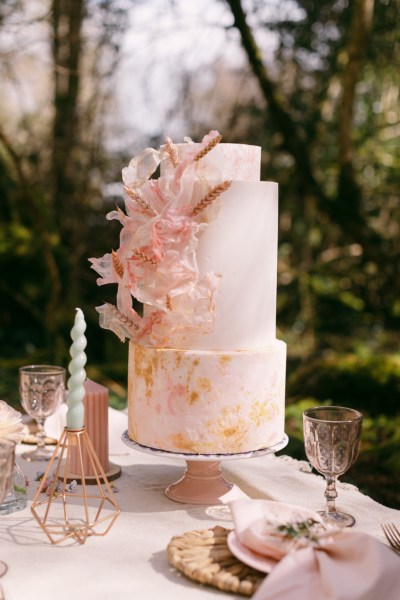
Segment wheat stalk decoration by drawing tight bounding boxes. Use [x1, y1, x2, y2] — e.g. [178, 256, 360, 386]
[190, 180, 232, 217]
[124, 186, 157, 217]
[165, 136, 180, 167]
[107, 303, 139, 333]
[194, 134, 222, 162]
[112, 250, 124, 279]
[134, 249, 158, 267]
[165, 294, 172, 311]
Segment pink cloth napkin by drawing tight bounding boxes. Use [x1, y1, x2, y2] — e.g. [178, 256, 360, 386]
[229, 499, 400, 600]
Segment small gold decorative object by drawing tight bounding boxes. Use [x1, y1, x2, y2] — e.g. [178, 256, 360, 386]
[31, 427, 121, 545]
[167, 526, 264, 596]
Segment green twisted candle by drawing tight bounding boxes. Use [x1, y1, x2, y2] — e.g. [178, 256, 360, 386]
[66, 308, 87, 429]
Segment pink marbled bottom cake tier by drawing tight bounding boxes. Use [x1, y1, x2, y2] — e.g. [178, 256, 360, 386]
[127, 340, 286, 454]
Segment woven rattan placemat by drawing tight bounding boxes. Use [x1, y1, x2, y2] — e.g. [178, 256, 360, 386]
[167, 526, 264, 596]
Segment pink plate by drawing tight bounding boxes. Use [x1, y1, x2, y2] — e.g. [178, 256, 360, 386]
[227, 531, 278, 574]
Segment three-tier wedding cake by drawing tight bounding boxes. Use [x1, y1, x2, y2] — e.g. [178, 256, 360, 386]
[90, 131, 286, 454]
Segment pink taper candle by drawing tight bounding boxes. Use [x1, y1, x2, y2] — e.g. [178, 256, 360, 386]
[69, 379, 109, 476]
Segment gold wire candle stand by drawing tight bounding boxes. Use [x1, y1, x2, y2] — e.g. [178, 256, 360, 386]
[31, 427, 121, 545]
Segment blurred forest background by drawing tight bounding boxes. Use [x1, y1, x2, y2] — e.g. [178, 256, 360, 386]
[0, 0, 399, 507]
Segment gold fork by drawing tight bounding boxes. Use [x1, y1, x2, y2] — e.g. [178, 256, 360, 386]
[381, 523, 400, 554]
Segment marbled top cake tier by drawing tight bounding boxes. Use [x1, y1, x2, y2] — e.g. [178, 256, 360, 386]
[161, 142, 261, 182]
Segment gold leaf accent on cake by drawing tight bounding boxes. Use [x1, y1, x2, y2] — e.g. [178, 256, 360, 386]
[196, 377, 212, 393]
[133, 344, 155, 400]
[166, 294, 172, 310]
[133, 249, 158, 267]
[170, 433, 198, 453]
[215, 406, 247, 449]
[165, 136, 180, 167]
[112, 250, 124, 279]
[249, 401, 269, 426]
[188, 391, 199, 405]
[219, 355, 233, 365]
[194, 134, 222, 162]
[270, 401, 280, 416]
[190, 181, 232, 217]
[223, 426, 241, 438]
[123, 185, 157, 217]
[107, 303, 139, 333]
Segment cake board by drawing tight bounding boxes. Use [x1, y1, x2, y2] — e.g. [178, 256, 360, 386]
[122, 431, 288, 505]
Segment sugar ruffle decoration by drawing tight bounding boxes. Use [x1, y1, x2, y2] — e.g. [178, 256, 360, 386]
[0, 400, 24, 443]
[89, 131, 231, 346]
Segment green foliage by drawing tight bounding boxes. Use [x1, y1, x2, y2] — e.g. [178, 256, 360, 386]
[287, 353, 400, 416]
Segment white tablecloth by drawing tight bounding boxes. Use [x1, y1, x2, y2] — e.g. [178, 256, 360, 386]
[2, 412, 399, 600]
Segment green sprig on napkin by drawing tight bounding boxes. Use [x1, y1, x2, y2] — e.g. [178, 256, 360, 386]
[275, 518, 323, 543]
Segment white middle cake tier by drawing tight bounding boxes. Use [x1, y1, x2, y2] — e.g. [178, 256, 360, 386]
[128, 340, 286, 454]
[144, 180, 278, 350]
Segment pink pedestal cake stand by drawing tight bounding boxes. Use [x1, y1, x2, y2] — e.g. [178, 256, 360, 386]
[122, 431, 288, 505]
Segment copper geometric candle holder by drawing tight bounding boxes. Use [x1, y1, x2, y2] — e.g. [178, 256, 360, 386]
[31, 427, 121, 545]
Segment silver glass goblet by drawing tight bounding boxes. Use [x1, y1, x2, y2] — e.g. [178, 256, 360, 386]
[303, 406, 363, 527]
[19, 365, 65, 461]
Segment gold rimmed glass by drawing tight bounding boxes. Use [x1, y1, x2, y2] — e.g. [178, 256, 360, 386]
[303, 406, 363, 527]
[19, 365, 65, 461]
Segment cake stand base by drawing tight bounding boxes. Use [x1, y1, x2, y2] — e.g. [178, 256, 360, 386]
[122, 432, 288, 505]
[165, 460, 233, 504]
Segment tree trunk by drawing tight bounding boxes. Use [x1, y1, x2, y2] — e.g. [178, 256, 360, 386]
[337, 0, 375, 221]
[51, 0, 85, 223]
[225, 0, 324, 201]
[50, 0, 85, 358]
